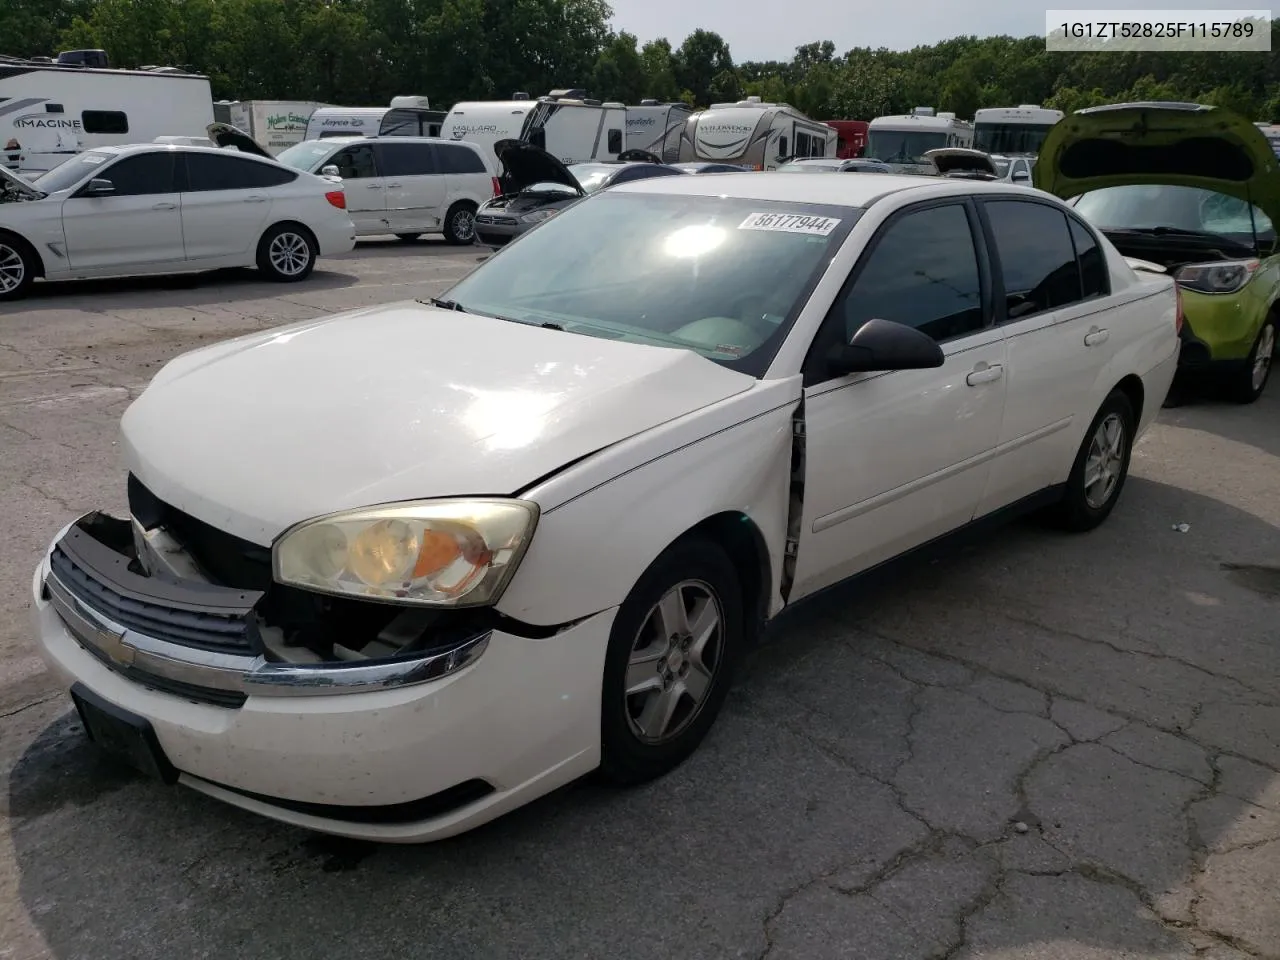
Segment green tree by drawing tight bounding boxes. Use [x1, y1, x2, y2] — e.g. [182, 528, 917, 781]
[674, 29, 735, 106]
[592, 31, 648, 103]
[639, 38, 682, 101]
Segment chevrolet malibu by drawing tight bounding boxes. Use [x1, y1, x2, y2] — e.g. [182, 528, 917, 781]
[31, 172, 1180, 842]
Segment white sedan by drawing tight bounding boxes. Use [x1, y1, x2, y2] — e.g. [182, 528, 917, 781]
[0, 143, 356, 300]
[29, 172, 1180, 841]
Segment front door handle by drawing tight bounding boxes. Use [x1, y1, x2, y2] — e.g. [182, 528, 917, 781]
[966, 362, 1004, 386]
[243, 194, 267, 203]
[152, 201, 176, 210]
[385, 182, 402, 188]
[1084, 326, 1110, 346]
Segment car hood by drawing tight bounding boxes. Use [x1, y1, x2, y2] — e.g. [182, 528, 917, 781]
[119, 302, 754, 545]
[0, 164, 42, 199]
[1033, 101, 1280, 224]
[205, 122, 273, 160]
[495, 139, 584, 195]
[924, 148, 998, 178]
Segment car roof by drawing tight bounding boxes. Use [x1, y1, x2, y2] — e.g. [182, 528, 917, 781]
[84, 142, 281, 162]
[610, 170, 1055, 207]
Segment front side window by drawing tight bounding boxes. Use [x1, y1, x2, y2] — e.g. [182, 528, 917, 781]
[984, 200, 1084, 320]
[84, 151, 177, 196]
[330, 144, 378, 179]
[836, 203, 984, 342]
[442, 192, 859, 377]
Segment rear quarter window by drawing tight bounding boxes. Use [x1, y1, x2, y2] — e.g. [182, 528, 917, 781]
[185, 153, 298, 191]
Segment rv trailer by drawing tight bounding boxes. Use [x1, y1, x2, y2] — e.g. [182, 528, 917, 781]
[679, 98, 835, 171]
[865, 107, 974, 175]
[215, 100, 331, 155]
[440, 90, 627, 165]
[972, 105, 1064, 157]
[625, 100, 693, 163]
[303, 97, 446, 141]
[0, 49, 214, 176]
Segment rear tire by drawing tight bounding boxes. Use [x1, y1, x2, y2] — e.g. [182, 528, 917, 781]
[256, 223, 317, 282]
[597, 537, 743, 786]
[0, 232, 37, 301]
[1044, 390, 1136, 533]
[1229, 319, 1275, 404]
[442, 202, 477, 245]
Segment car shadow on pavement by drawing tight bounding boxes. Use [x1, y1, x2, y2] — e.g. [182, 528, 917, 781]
[7, 477, 1280, 960]
[1160, 385, 1280, 461]
[5, 267, 359, 312]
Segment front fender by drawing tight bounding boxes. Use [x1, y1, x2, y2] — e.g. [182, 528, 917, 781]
[495, 379, 802, 627]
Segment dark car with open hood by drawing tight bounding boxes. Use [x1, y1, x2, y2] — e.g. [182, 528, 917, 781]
[472, 140, 688, 247]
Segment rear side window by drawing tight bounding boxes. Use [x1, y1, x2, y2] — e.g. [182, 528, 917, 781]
[379, 109, 423, 137]
[82, 110, 128, 134]
[434, 144, 486, 174]
[185, 153, 298, 191]
[1068, 217, 1110, 299]
[89, 151, 177, 195]
[984, 200, 1086, 320]
[376, 141, 438, 177]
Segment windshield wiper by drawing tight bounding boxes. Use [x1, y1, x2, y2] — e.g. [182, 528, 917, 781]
[422, 297, 467, 312]
[1112, 226, 1251, 244]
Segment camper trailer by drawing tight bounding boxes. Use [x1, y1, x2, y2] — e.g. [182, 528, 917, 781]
[215, 100, 330, 155]
[303, 96, 446, 141]
[972, 105, 1064, 157]
[824, 120, 869, 159]
[865, 108, 974, 175]
[625, 100, 693, 163]
[0, 50, 214, 176]
[679, 98, 835, 171]
[440, 90, 627, 165]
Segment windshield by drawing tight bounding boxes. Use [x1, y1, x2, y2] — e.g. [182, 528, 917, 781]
[442, 192, 859, 377]
[973, 123, 1055, 155]
[865, 131, 948, 165]
[992, 157, 1011, 177]
[567, 164, 615, 193]
[275, 141, 336, 171]
[32, 151, 114, 193]
[1073, 185, 1274, 244]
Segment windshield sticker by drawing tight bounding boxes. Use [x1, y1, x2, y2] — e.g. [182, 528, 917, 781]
[81, 155, 107, 164]
[738, 212, 841, 236]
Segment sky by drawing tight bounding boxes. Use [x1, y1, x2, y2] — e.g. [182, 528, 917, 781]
[605, 1, 1278, 62]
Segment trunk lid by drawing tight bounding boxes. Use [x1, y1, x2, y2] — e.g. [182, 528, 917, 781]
[205, 122, 274, 160]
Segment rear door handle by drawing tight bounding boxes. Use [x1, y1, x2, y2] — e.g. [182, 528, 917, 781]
[385, 182, 402, 188]
[1084, 327, 1110, 346]
[152, 202, 176, 210]
[243, 194, 267, 203]
[966, 363, 1004, 386]
[366, 183, 382, 189]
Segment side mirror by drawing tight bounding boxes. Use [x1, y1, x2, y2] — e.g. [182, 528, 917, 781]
[826, 317, 945, 375]
[83, 178, 115, 196]
[320, 164, 341, 178]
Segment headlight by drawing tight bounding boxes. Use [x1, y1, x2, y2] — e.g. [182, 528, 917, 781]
[520, 208, 558, 223]
[1174, 259, 1259, 295]
[273, 499, 538, 607]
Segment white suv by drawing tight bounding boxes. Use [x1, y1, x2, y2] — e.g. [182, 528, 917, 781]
[209, 125, 497, 244]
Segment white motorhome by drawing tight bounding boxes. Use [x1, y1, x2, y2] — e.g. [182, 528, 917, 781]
[865, 108, 974, 175]
[972, 105, 1065, 157]
[440, 90, 627, 165]
[303, 97, 446, 142]
[678, 97, 835, 171]
[626, 100, 693, 163]
[215, 100, 330, 155]
[0, 49, 214, 176]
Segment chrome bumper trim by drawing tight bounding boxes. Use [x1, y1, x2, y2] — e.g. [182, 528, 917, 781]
[45, 570, 489, 698]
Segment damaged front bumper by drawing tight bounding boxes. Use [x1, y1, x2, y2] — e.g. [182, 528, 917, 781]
[29, 509, 614, 841]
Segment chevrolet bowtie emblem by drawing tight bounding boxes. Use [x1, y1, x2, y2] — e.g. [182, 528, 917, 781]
[96, 626, 135, 666]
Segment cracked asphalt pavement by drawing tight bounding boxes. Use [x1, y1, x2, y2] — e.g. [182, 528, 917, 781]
[2, 241, 1279, 960]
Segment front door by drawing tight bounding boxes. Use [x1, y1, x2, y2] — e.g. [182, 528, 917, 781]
[374, 140, 445, 234]
[60, 151, 184, 272]
[328, 142, 385, 234]
[790, 199, 1008, 600]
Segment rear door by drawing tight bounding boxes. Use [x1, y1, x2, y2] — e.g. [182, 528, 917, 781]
[434, 142, 492, 209]
[372, 140, 444, 234]
[179, 152, 297, 261]
[325, 141, 384, 234]
[60, 151, 184, 271]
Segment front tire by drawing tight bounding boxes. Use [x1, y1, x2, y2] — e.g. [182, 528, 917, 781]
[1229, 319, 1275, 404]
[598, 538, 743, 786]
[0, 232, 37, 301]
[442, 202, 477, 245]
[256, 223, 317, 282]
[1045, 390, 1136, 533]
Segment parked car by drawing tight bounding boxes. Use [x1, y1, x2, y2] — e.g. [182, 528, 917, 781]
[670, 162, 751, 174]
[924, 147, 1035, 183]
[776, 157, 890, 173]
[0, 143, 354, 301]
[208, 123, 496, 244]
[30, 170, 1179, 842]
[1036, 101, 1280, 403]
[473, 140, 687, 246]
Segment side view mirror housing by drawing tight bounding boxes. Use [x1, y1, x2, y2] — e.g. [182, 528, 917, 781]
[826, 317, 945, 375]
[319, 164, 341, 178]
[82, 178, 115, 196]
